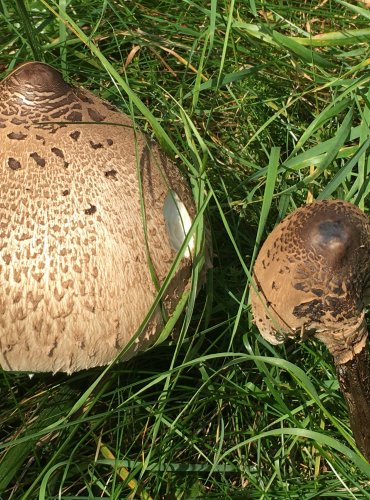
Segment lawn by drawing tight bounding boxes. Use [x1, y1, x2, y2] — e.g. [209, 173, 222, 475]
[1, 0, 370, 498]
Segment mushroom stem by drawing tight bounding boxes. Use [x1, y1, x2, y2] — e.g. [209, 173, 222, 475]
[336, 346, 370, 461]
[315, 319, 370, 459]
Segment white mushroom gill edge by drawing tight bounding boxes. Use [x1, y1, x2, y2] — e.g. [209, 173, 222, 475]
[163, 190, 195, 259]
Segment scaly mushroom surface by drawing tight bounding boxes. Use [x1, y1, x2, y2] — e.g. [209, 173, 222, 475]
[250, 199, 370, 460]
[0, 61, 197, 373]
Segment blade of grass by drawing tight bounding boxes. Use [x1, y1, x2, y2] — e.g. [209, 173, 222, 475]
[14, 0, 43, 61]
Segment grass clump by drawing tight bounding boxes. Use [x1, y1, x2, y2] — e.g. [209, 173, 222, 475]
[1, 0, 370, 498]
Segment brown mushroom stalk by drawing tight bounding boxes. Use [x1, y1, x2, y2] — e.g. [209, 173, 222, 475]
[0, 61, 200, 373]
[250, 200, 370, 461]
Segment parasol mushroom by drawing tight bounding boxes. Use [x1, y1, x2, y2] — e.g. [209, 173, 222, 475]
[0, 61, 199, 373]
[250, 199, 370, 461]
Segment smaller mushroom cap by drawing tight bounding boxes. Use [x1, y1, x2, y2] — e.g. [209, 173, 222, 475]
[250, 200, 370, 364]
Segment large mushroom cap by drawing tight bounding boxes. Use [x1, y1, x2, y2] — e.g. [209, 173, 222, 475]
[251, 200, 370, 364]
[0, 61, 197, 373]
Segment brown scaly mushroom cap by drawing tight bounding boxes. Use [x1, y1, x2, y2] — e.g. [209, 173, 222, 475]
[0, 61, 197, 373]
[251, 199, 370, 460]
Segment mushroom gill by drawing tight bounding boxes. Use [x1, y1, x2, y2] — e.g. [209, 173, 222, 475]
[250, 199, 370, 461]
[0, 61, 198, 373]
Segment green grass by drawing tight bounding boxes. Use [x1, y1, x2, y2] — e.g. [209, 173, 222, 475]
[1, 0, 370, 497]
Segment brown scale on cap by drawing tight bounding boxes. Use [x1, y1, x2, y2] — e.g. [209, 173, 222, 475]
[251, 199, 370, 461]
[0, 62, 198, 373]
